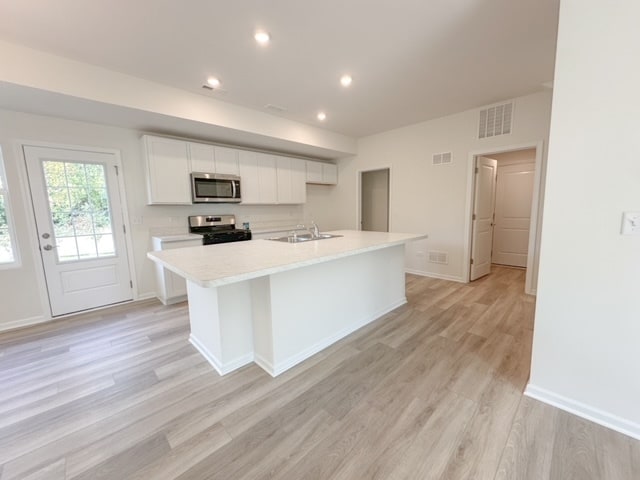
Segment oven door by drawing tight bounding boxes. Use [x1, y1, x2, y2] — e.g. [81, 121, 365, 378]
[191, 173, 241, 203]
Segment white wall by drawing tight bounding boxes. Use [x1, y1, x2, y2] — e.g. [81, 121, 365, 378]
[0, 109, 320, 329]
[324, 90, 552, 282]
[528, 0, 640, 439]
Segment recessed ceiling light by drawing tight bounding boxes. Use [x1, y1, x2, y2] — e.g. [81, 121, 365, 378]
[340, 75, 353, 87]
[317, 112, 327, 121]
[254, 31, 270, 45]
[206, 77, 221, 88]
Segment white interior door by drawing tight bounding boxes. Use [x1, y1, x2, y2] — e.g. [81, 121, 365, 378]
[361, 169, 389, 232]
[24, 145, 132, 316]
[493, 162, 535, 267]
[470, 156, 497, 281]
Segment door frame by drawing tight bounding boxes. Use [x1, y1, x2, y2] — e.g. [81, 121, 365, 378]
[356, 166, 392, 231]
[463, 141, 545, 294]
[17, 140, 138, 320]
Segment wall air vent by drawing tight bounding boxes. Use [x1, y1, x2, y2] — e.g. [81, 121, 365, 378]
[478, 102, 513, 139]
[428, 251, 449, 264]
[432, 152, 453, 166]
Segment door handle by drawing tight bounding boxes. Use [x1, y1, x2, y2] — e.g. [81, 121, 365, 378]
[43, 244, 54, 251]
[42, 233, 50, 239]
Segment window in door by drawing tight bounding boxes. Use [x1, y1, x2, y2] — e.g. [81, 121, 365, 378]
[42, 160, 116, 263]
[0, 149, 19, 267]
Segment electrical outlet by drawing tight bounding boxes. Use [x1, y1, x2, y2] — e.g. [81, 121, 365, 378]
[621, 212, 640, 235]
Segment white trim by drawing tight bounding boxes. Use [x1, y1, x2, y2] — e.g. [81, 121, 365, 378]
[463, 140, 545, 295]
[189, 334, 255, 376]
[0, 315, 48, 333]
[12, 140, 52, 318]
[525, 384, 640, 441]
[261, 297, 407, 377]
[136, 292, 159, 302]
[356, 165, 393, 232]
[0, 147, 22, 269]
[405, 269, 465, 283]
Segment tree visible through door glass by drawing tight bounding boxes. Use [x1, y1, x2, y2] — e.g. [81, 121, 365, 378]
[43, 160, 115, 262]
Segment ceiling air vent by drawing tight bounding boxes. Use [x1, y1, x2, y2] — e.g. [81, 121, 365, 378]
[265, 104, 288, 113]
[478, 102, 513, 139]
[432, 152, 452, 166]
[428, 251, 449, 264]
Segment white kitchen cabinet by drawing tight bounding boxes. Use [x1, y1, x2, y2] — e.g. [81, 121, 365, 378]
[277, 156, 306, 204]
[214, 146, 240, 175]
[143, 135, 192, 204]
[189, 142, 215, 173]
[257, 153, 278, 203]
[306, 160, 338, 185]
[238, 151, 261, 203]
[152, 235, 203, 304]
[322, 163, 338, 184]
[306, 161, 323, 183]
[238, 151, 279, 204]
[189, 143, 239, 176]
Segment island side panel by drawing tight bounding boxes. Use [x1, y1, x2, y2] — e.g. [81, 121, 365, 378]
[186, 280, 254, 375]
[263, 244, 407, 376]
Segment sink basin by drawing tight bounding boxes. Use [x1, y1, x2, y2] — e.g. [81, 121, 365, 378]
[268, 233, 343, 243]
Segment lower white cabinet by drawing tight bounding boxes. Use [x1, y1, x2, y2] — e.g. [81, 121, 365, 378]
[152, 235, 202, 304]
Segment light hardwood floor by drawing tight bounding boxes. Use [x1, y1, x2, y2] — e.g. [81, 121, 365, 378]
[1, 266, 638, 479]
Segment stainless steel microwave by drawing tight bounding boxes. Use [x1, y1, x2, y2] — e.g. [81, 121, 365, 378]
[191, 172, 242, 203]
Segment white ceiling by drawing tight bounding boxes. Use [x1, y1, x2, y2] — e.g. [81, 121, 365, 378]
[0, 0, 559, 138]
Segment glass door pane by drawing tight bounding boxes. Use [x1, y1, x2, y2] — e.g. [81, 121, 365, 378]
[42, 160, 115, 263]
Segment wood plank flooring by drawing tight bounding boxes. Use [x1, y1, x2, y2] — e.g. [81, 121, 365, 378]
[1, 266, 638, 479]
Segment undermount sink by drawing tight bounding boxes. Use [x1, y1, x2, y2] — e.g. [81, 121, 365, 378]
[268, 233, 343, 243]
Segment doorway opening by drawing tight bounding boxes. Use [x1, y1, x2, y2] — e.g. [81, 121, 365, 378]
[468, 145, 542, 294]
[359, 168, 390, 232]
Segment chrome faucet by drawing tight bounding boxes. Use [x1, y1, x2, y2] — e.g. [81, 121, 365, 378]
[308, 221, 319, 238]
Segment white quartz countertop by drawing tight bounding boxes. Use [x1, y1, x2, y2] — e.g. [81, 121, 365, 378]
[147, 230, 427, 288]
[152, 233, 203, 242]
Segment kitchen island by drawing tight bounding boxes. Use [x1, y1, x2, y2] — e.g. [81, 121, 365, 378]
[147, 230, 427, 376]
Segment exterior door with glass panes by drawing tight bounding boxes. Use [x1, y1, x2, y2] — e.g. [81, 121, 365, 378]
[24, 145, 132, 316]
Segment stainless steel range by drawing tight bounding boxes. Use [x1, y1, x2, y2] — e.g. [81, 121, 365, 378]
[188, 215, 252, 245]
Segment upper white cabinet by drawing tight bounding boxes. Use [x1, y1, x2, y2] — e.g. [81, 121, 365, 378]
[189, 142, 215, 173]
[306, 160, 338, 185]
[143, 134, 330, 205]
[277, 156, 306, 204]
[214, 146, 240, 175]
[189, 143, 239, 175]
[238, 151, 277, 204]
[144, 135, 192, 205]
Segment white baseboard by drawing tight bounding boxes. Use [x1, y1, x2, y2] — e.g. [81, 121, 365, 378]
[189, 334, 254, 376]
[525, 384, 640, 441]
[0, 315, 49, 333]
[405, 269, 465, 283]
[262, 298, 408, 377]
[254, 352, 276, 377]
[136, 292, 159, 302]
